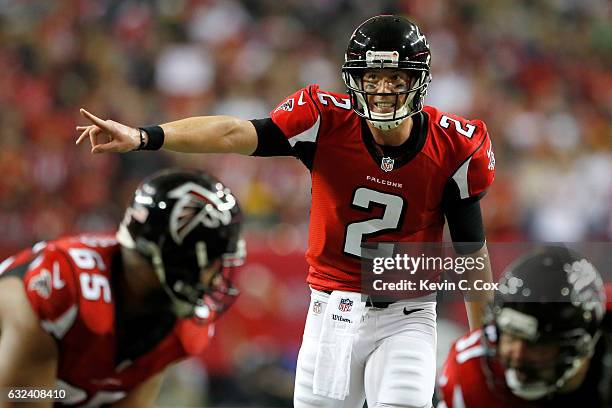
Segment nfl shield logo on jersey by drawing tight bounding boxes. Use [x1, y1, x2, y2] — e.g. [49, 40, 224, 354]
[313, 300, 323, 315]
[381, 157, 394, 172]
[338, 298, 353, 312]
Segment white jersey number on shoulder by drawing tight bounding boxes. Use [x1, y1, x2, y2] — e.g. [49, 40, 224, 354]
[317, 92, 351, 110]
[440, 115, 476, 139]
[68, 248, 107, 271]
[455, 330, 486, 364]
[68, 248, 111, 303]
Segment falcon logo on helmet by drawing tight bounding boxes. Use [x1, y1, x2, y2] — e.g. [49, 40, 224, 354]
[168, 182, 236, 245]
[116, 169, 244, 320]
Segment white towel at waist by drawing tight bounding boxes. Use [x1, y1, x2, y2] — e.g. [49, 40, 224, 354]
[312, 290, 366, 400]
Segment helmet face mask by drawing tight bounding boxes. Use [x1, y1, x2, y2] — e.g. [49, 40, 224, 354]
[341, 16, 432, 130]
[496, 323, 591, 400]
[343, 67, 430, 128]
[163, 250, 243, 319]
[117, 169, 245, 320]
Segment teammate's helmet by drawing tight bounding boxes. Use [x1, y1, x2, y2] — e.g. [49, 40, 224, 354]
[116, 169, 245, 319]
[341, 15, 431, 131]
[486, 245, 606, 400]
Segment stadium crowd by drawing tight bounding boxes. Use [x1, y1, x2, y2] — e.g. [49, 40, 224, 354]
[0, 0, 610, 406]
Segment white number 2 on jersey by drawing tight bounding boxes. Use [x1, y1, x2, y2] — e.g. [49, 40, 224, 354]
[343, 187, 404, 258]
[439, 115, 476, 138]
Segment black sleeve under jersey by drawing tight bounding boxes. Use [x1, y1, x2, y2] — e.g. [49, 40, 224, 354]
[249, 118, 295, 157]
[442, 180, 486, 255]
[249, 118, 318, 170]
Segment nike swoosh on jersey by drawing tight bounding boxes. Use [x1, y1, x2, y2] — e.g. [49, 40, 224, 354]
[298, 91, 306, 105]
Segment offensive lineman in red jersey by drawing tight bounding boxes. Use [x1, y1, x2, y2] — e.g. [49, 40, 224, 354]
[438, 246, 612, 408]
[76, 15, 495, 408]
[0, 169, 245, 407]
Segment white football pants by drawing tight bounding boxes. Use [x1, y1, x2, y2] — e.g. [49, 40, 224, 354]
[294, 288, 437, 408]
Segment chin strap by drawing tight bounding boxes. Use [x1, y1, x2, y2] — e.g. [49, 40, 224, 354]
[505, 343, 595, 401]
[364, 94, 411, 131]
[505, 359, 584, 401]
[367, 117, 407, 130]
[504, 368, 553, 400]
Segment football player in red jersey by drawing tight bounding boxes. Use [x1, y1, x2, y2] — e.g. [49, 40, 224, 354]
[0, 169, 245, 407]
[437, 246, 611, 408]
[76, 15, 495, 408]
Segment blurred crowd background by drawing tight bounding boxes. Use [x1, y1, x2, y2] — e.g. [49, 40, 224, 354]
[0, 0, 610, 406]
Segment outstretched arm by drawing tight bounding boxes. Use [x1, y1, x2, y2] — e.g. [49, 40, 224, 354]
[76, 109, 258, 155]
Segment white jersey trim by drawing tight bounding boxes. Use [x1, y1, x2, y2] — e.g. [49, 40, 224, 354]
[0, 256, 15, 276]
[288, 115, 320, 147]
[41, 304, 78, 339]
[451, 156, 472, 199]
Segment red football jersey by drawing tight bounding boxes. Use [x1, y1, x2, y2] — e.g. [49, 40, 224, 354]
[437, 326, 533, 408]
[268, 84, 495, 292]
[0, 234, 212, 407]
[438, 316, 612, 408]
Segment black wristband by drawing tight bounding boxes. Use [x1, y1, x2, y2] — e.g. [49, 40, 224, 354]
[138, 125, 165, 150]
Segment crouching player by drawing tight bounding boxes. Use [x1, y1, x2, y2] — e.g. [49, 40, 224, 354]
[0, 169, 245, 407]
[438, 246, 611, 407]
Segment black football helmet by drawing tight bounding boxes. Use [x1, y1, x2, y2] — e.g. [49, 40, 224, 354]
[116, 169, 245, 319]
[485, 245, 606, 400]
[341, 15, 431, 130]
